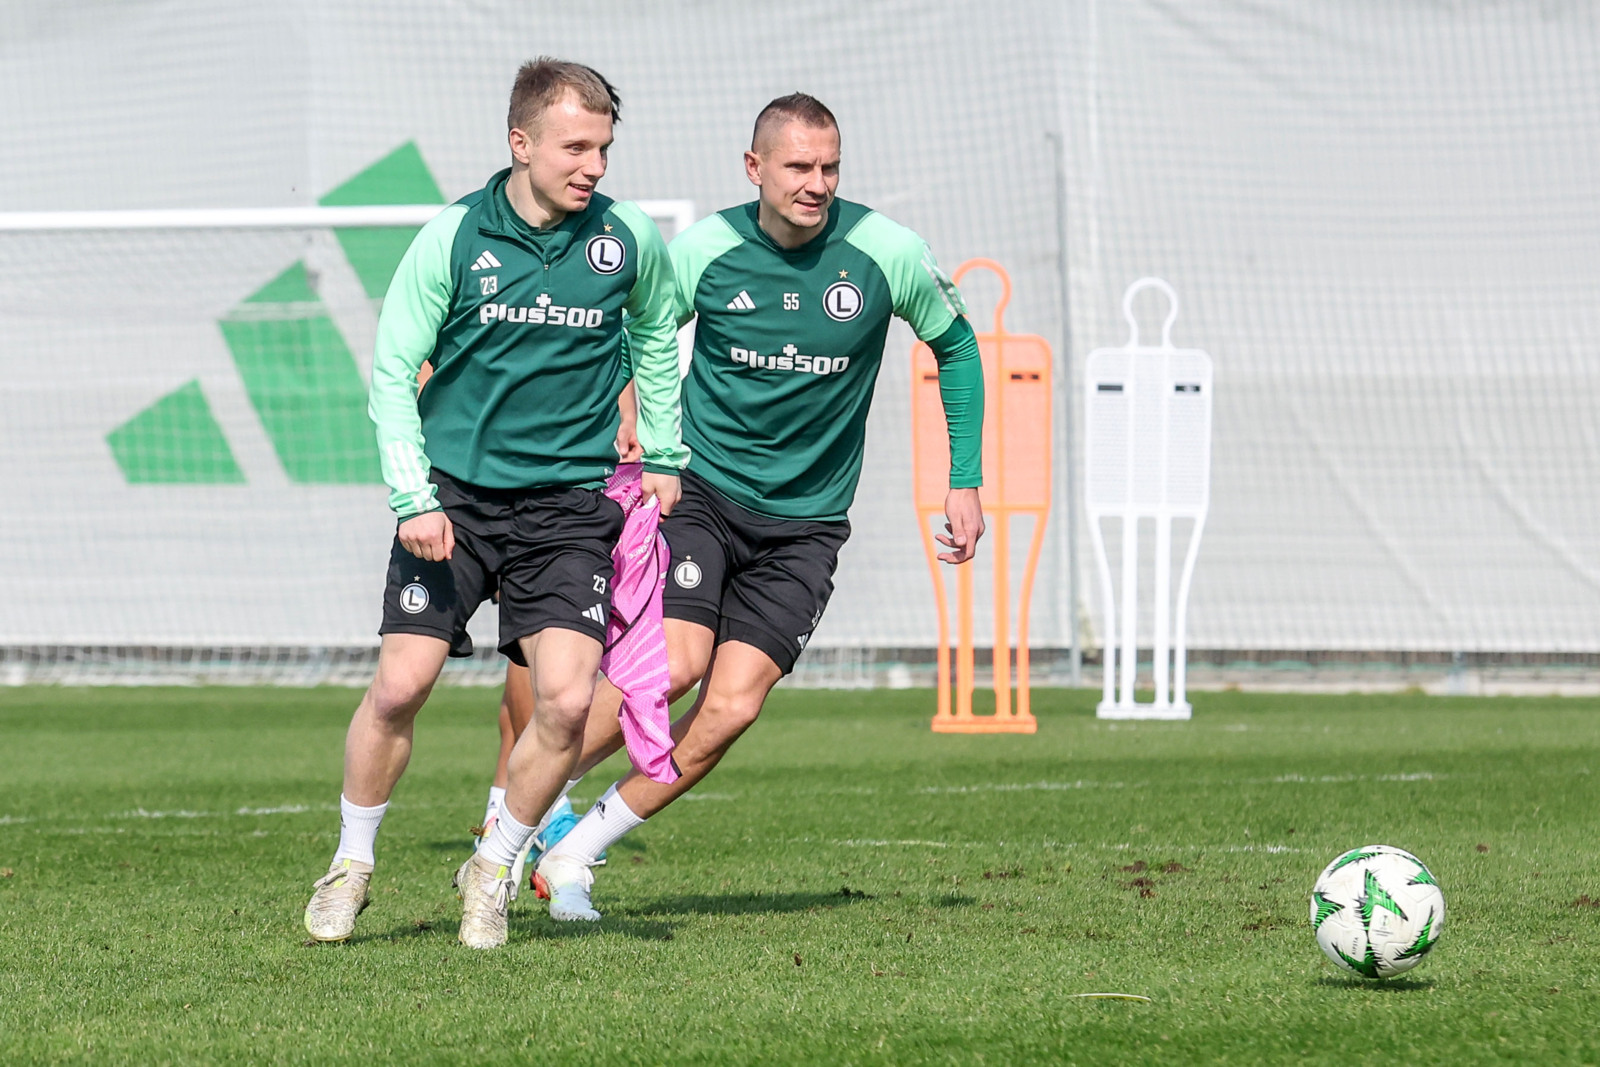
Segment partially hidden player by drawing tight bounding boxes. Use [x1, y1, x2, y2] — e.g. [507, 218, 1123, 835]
[495, 93, 986, 920]
[302, 58, 686, 949]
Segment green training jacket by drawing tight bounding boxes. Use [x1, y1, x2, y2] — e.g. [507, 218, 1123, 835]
[368, 169, 687, 517]
[670, 198, 982, 521]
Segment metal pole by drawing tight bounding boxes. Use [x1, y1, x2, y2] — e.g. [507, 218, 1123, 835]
[1046, 130, 1082, 688]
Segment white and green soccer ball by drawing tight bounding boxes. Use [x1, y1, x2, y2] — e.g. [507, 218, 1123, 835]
[1310, 845, 1445, 979]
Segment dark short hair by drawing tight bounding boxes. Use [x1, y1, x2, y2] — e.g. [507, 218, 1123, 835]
[508, 57, 621, 136]
[751, 92, 838, 151]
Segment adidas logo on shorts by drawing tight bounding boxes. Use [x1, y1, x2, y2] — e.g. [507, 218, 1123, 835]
[582, 604, 605, 624]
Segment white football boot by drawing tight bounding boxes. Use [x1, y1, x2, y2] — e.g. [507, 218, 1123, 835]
[303, 858, 373, 942]
[533, 854, 601, 922]
[453, 852, 515, 949]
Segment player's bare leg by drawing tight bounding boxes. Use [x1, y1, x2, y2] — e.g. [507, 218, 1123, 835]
[305, 633, 450, 942]
[625, 642, 779, 807]
[536, 636, 778, 920]
[505, 649, 617, 878]
[570, 677, 626, 767]
[456, 627, 604, 947]
[511, 617, 713, 825]
[567, 619, 716, 776]
[494, 664, 530, 788]
[342, 634, 452, 804]
[527, 675, 627, 859]
[474, 662, 529, 854]
[485, 622, 709, 896]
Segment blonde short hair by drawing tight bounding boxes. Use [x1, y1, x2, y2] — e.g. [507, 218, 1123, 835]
[508, 57, 620, 137]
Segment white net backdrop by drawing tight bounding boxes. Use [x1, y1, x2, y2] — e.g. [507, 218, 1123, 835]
[1, 0, 1597, 669]
[1058, 1, 1600, 653]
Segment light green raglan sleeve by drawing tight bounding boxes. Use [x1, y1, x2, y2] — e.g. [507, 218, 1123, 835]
[367, 204, 466, 517]
[615, 202, 689, 475]
[668, 213, 744, 327]
[846, 213, 984, 488]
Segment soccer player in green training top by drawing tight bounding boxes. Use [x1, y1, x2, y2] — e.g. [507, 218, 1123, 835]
[506, 93, 986, 921]
[302, 58, 687, 950]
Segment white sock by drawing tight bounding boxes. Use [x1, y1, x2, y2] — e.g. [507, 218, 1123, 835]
[544, 783, 644, 867]
[333, 795, 387, 866]
[535, 778, 583, 835]
[483, 785, 506, 827]
[478, 803, 536, 870]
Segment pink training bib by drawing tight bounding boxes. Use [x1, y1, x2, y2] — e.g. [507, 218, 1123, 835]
[600, 464, 679, 784]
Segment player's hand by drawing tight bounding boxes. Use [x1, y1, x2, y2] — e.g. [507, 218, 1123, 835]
[398, 510, 454, 562]
[615, 419, 642, 463]
[937, 487, 985, 564]
[614, 382, 642, 462]
[641, 472, 681, 517]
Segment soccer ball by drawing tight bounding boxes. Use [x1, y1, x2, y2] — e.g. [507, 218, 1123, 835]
[1310, 845, 1445, 979]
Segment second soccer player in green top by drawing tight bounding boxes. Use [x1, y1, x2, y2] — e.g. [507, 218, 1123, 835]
[491, 92, 988, 924]
[670, 152, 981, 521]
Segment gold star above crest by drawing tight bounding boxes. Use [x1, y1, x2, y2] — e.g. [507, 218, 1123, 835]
[603, 223, 613, 232]
[838, 270, 849, 279]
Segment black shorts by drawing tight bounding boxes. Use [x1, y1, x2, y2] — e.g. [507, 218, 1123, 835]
[379, 470, 623, 666]
[661, 470, 850, 674]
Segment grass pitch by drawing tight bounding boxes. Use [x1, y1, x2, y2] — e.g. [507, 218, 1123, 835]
[2, 686, 1598, 1065]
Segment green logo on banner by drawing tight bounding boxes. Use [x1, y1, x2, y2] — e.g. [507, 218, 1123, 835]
[108, 143, 444, 484]
[106, 379, 245, 484]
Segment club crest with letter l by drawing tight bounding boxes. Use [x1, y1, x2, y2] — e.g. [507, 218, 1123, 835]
[586, 234, 626, 274]
[400, 582, 429, 614]
[823, 280, 863, 322]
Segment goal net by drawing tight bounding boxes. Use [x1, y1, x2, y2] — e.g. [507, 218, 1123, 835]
[0, 161, 693, 684]
[3, 1, 1599, 688]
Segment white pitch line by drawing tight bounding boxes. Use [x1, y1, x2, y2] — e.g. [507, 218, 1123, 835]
[1265, 772, 1439, 784]
[916, 781, 1129, 795]
[1069, 993, 1152, 1002]
[818, 838, 1307, 854]
[919, 773, 1439, 795]
[1101, 842, 1307, 855]
[119, 808, 213, 819]
[116, 803, 332, 820]
[1218, 844, 1306, 854]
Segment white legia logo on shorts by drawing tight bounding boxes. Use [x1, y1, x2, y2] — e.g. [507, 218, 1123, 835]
[399, 582, 429, 614]
[674, 560, 702, 589]
[823, 280, 863, 322]
[586, 234, 626, 274]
